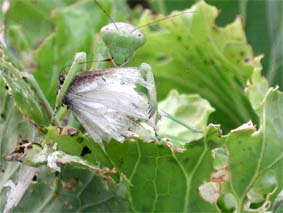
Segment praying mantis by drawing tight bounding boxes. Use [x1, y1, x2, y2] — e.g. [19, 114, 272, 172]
[3, 0, 201, 167]
[54, 1, 199, 145]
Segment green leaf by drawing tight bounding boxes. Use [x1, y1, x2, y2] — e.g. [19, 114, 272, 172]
[132, 1, 259, 132]
[273, 190, 283, 213]
[100, 88, 282, 212]
[1, 1, 282, 212]
[43, 166, 129, 212]
[157, 89, 214, 146]
[0, 59, 50, 126]
[43, 126, 112, 169]
[104, 125, 221, 212]
[220, 88, 283, 212]
[152, 0, 283, 90]
[0, 80, 38, 212]
[5, 25, 31, 63]
[7, 166, 129, 212]
[4, 0, 75, 48]
[245, 56, 269, 115]
[243, 0, 283, 89]
[1, 121, 128, 212]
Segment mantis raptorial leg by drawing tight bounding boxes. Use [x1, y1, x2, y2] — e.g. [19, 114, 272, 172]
[139, 63, 158, 122]
[53, 52, 87, 123]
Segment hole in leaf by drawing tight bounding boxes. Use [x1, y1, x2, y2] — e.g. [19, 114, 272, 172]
[80, 146, 91, 156]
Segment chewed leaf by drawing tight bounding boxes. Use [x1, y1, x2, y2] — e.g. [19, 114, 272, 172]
[245, 56, 269, 115]
[133, 0, 259, 131]
[3, 166, 38, 213]
[273, 190, 283, 212]
[2, 124, 127, 212]
[212, 147, 229, 170]
[8, 166, 129, 212]
[104, 125, 222, 212]
[218, 88, 283, 212]
[9, 87, 282, 213]
[0, 0, 282, 212]
[43, 126, 112, 168]
[4, 142, 48, 166]
[101, 89, 282, 212]
[0, 78, 39, 213]
[3, 126, 116, 178]
[157, 89, 214, 147]
[47, 151, 117, 176]
[198, 182, 220, 204]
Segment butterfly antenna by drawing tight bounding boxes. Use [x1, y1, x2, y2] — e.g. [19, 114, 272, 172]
[132, 10, 196, 32]
[93, 0, 119, 31]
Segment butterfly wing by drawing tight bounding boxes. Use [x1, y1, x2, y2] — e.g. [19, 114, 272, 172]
[64, 67, 152, 143]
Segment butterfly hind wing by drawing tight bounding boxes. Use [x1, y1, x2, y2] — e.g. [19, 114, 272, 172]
[69, 95, 138, 143]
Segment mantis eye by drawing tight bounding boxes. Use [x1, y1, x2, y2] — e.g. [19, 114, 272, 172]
[136, 32, 144, 38]
[132, 31, 145, 49]
[101, 25, 112, 33]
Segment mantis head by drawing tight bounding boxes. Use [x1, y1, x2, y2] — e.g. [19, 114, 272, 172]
[100, 22, 146, 66]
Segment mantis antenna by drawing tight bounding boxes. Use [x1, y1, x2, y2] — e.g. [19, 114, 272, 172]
[132, 10, 196, 32]
[93, 0, 119, 31]
[159, 110, 203, 133]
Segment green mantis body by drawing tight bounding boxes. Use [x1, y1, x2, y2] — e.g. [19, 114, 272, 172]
[95, 21, 159, 126]
[56, 20, 158, 123]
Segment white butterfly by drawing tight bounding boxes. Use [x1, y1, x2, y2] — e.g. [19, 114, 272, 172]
[61, 67, 153, 144]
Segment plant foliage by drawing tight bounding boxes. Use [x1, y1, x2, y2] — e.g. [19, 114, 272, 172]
[0, 0, 282, 212]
